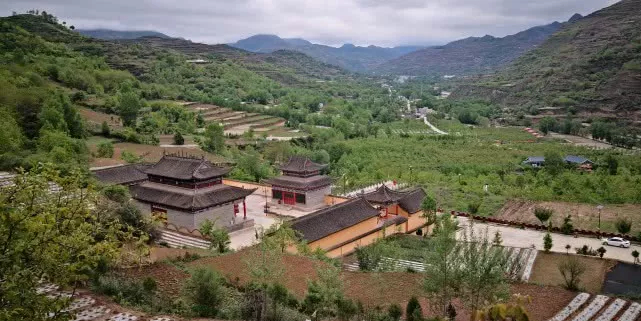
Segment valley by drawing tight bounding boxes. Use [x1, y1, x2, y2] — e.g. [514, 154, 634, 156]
[2, 3, 641, 321]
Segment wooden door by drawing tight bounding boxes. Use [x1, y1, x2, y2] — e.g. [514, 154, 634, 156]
[283, 192, 295, 205]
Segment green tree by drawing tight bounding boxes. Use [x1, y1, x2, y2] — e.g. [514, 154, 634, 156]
[459, 223, 511, 316]
[200, 219, 231, 253]
[302, 264, 348, 320]
[96, 141, 114, 158]
[406, 296, 423, 321]
[196, 112, 205, 127]
[615, 218, 632, 235]
[561, 215, 574, 235]
[117, 91, 142, 127]
[543, 232, 553, 253]
[534, 207, 554, 226]
[605, 154, 618, 175]
[182, 267, 225, 317]
[388, 303, 403, 321]
[544, 151, 564, 176]
[202, 123, 225, 154]
[632, 250, 639, 264]
[538, 116, 558, 135]
[0, 108, 23, 154]
[264, 221, 298, 253]
[423, 215, 462, 316]
[0, 164, 126, 321]
[420, 195, 437, 226]
[101, 121, 110, 136]
[173, 131, 185, 145]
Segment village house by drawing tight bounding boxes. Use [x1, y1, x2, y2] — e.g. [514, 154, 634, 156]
[264, 156, 332, 210]
[290, 197, 407, 258]
[523, 155, 593, 169]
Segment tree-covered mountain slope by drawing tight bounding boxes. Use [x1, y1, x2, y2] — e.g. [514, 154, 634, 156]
[452, 0, 641, 123]
[374, 21, 565, 76]
[77, 29, 171, 40]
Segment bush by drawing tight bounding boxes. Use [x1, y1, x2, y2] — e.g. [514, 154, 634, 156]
[558, 256, 586, 291]
[121, 150, 142, 163]
[534, 207, 554, 225]
[102, 184, 130, 204]
[543, 232, 553, 253]
[388, 303, 403, 321]
[92, 274, 153, 305]
[182, 268, 226, 317]
[575, 245, 597, 256]
[173, 131, 185, 145]
[615, 219, 632, 235]
[96, 141, 114, 158]
[355, 242, 384, 271]
[561, 215, 574, 235]
[406, 296, 423, 321]
[467, 200, 482, 214]
[597, 246, 607, 258]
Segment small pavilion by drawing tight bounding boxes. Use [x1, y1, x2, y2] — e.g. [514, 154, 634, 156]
[361, 184, 428, 234]
[265, 156, 332, 209]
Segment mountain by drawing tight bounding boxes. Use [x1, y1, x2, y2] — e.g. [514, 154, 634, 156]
[452, 0, 641, 122]
[374, 21, 565, 76]
[230, 34, 424, 72]
[77, 29, 170, 40]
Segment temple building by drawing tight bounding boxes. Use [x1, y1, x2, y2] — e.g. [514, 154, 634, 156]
[361, 184, 428, 234]
[290, 197, 407, 257]
[127, 155, 256, 230]
[265, 156, 332, 209]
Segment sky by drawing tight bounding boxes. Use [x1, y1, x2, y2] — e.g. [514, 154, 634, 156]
[1, 0, 619, 47]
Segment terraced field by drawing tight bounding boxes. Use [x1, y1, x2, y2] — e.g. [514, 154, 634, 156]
[185, 103, 303, 138]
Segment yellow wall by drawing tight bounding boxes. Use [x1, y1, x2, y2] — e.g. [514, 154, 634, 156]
[324, 195, 350, 206]
[324, 223, 401, 258]
[223, 179, 270, 194]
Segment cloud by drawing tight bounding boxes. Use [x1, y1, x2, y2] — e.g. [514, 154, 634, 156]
[0, 0, 618, 46]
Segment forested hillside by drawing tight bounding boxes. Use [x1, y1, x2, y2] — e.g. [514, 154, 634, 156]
[0, 13, 404, 172]
[453, 0, 641, 124]
[374, 21, 564, 76]
[77, 29, 171, 40]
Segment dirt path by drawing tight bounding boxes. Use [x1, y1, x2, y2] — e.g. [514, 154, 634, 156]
[423, 116, 448, 135]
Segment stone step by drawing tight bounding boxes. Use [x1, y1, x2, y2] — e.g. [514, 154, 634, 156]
[158, 230, 210, 249]
[594, 298, 627, 321]
[618, 302, 641, 321]
[570, 295, 609, 321]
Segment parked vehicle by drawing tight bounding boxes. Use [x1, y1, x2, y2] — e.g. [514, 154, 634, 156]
[602, 237, 631, 248]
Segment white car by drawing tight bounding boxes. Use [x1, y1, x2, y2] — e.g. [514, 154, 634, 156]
[602, 237, 631, 248]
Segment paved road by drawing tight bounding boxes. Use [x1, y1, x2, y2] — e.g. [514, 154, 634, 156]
[456, 217, 640, 264]
[423, 116, 448, 135]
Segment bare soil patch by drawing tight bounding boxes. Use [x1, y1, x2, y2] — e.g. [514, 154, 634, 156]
[496, 200, 641, 235]
[89, 142, 229, 168]
[119, 263, 189, 299]
[79, 107, 122, 128]
[529, 252, 615, 293]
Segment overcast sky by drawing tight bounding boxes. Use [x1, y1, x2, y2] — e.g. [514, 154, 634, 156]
[1, 0, 619, 47]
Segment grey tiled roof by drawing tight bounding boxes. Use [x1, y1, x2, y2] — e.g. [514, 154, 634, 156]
[291, 198, 380, 242]
[279, 156, 327, 173]
[362, 185, 426, 214]
[264, 175, 332, 190]
[130, 181, 255, 211]
[145, 156, 230, 180]
[92, 164, 152, 185]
